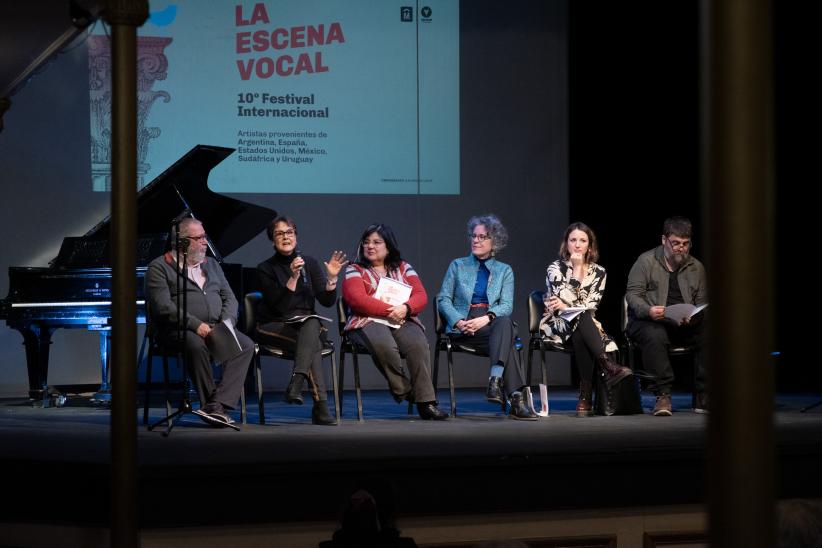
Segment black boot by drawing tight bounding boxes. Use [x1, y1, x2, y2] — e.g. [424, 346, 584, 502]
[312, 400, 336, 425]
[416, 402, 449, 420]
[597, 354, 633, 387]
[486, 376, 503, 404]
[508, 391, 538, 421]
[284, 373, 305, 405]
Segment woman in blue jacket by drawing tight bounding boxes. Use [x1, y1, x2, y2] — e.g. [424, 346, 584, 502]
[436, 214, 536, 420]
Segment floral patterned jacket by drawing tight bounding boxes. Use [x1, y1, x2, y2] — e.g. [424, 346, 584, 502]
[538, 258, 617, 352]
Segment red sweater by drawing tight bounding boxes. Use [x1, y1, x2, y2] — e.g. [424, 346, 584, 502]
[341, 262, 427, 331]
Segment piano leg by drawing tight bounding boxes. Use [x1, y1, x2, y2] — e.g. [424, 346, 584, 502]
[17, 324, 55, 406]
[91, 329, 112, 405]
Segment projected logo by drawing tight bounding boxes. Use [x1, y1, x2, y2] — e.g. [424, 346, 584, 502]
[401, 6, 413, 22]
[421, 6, 433, 20]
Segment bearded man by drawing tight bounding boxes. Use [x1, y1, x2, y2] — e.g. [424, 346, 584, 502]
[146, 218, 253, 427]
[626, 216, 709, 416]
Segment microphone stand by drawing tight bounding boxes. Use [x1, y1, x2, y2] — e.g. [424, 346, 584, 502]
[148, 223, 191, 436]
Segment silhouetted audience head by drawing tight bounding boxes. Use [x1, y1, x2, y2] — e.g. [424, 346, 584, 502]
[339, 490, 380, 539]
[777, 498, 822, 548]
[321, 481, 417, 547]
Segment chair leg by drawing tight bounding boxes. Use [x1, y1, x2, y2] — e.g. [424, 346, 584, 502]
[526, 345, 534, 386]
[143, 345, 153, 425]
[432, 345, 441, 404]
[432, 347, 439, 390]
[162, 355, 172, 418]
[352, 352, 363, 422]
[407, 355, 413, 415]
[692, 352, 698, 409]
[447, 346, 456, 417]
[329, 349, 340, 425]
[338, 349, 346, 417]
[240, 385, 247, 425]
[255, 349, 264, 425]
[540, 345, 548, 387]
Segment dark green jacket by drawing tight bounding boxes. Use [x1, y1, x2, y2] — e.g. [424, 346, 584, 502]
[626, 245, 707, 322]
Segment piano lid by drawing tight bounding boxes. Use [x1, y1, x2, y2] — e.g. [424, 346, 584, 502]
[74, 144, 276, 262]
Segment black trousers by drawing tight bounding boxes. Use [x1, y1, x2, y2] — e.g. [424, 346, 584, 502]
[627, 317, 707, 395]
[569, 310, 608, 383]
[256, 318, 328, 401]
[450, 310, 525, 391]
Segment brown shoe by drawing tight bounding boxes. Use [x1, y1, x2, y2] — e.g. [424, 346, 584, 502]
[596, 354, 633, 387]
[576, 380, 594, 417]
[653, 394, 673, 416]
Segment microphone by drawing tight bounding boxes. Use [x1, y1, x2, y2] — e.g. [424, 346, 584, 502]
[296, 249, 308, 284]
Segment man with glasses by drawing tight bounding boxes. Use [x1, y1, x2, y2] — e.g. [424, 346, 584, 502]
[146, 218, 254, 427]
[626, 216, 708, 416]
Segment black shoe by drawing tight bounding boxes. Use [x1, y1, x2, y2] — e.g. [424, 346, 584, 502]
[193, 407, 230, 428]
[486, 376, 503, 404]
[312, 400, 336, 425]
[284, 373, 305, 405]
[416, 402, 449, 420]
[508, 392, 538, 421]
[202, 401, 236, 423]
[212, 411, 235, 424]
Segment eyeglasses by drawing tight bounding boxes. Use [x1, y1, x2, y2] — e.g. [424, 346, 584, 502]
[666, 237, 691, 249]
[186, 234, 207, 242]
[273, 229, 296, 239]
[362, 239, 385, 247]
[469, 233, 491, 241]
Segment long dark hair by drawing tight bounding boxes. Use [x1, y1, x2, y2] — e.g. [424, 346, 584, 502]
[558, 221, 599, 264]
[355, 223, 404, 273]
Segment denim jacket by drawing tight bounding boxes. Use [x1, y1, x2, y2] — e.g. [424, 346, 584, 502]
[436, 255, 514, 334]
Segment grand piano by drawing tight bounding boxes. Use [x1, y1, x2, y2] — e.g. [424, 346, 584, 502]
[0, 145, 275, 406]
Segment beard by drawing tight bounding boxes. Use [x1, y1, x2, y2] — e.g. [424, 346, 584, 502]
[186, 247, 206, 265]
[668, 251, 688, 269]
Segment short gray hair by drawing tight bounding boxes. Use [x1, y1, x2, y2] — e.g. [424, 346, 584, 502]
[467, 214, 508, 255]
[170, 218, 203, 244]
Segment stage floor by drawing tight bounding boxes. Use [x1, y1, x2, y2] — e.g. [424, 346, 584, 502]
[2, 388, 821, 528]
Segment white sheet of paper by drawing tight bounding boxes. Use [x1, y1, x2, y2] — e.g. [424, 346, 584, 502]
[368, 277, 413, 329]
[537, 383, 549, 417]
[664, 303, 708, 324]
[559, 306, 586, 322]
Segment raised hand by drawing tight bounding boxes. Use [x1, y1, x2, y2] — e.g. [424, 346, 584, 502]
[324, 250, 348, 278]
